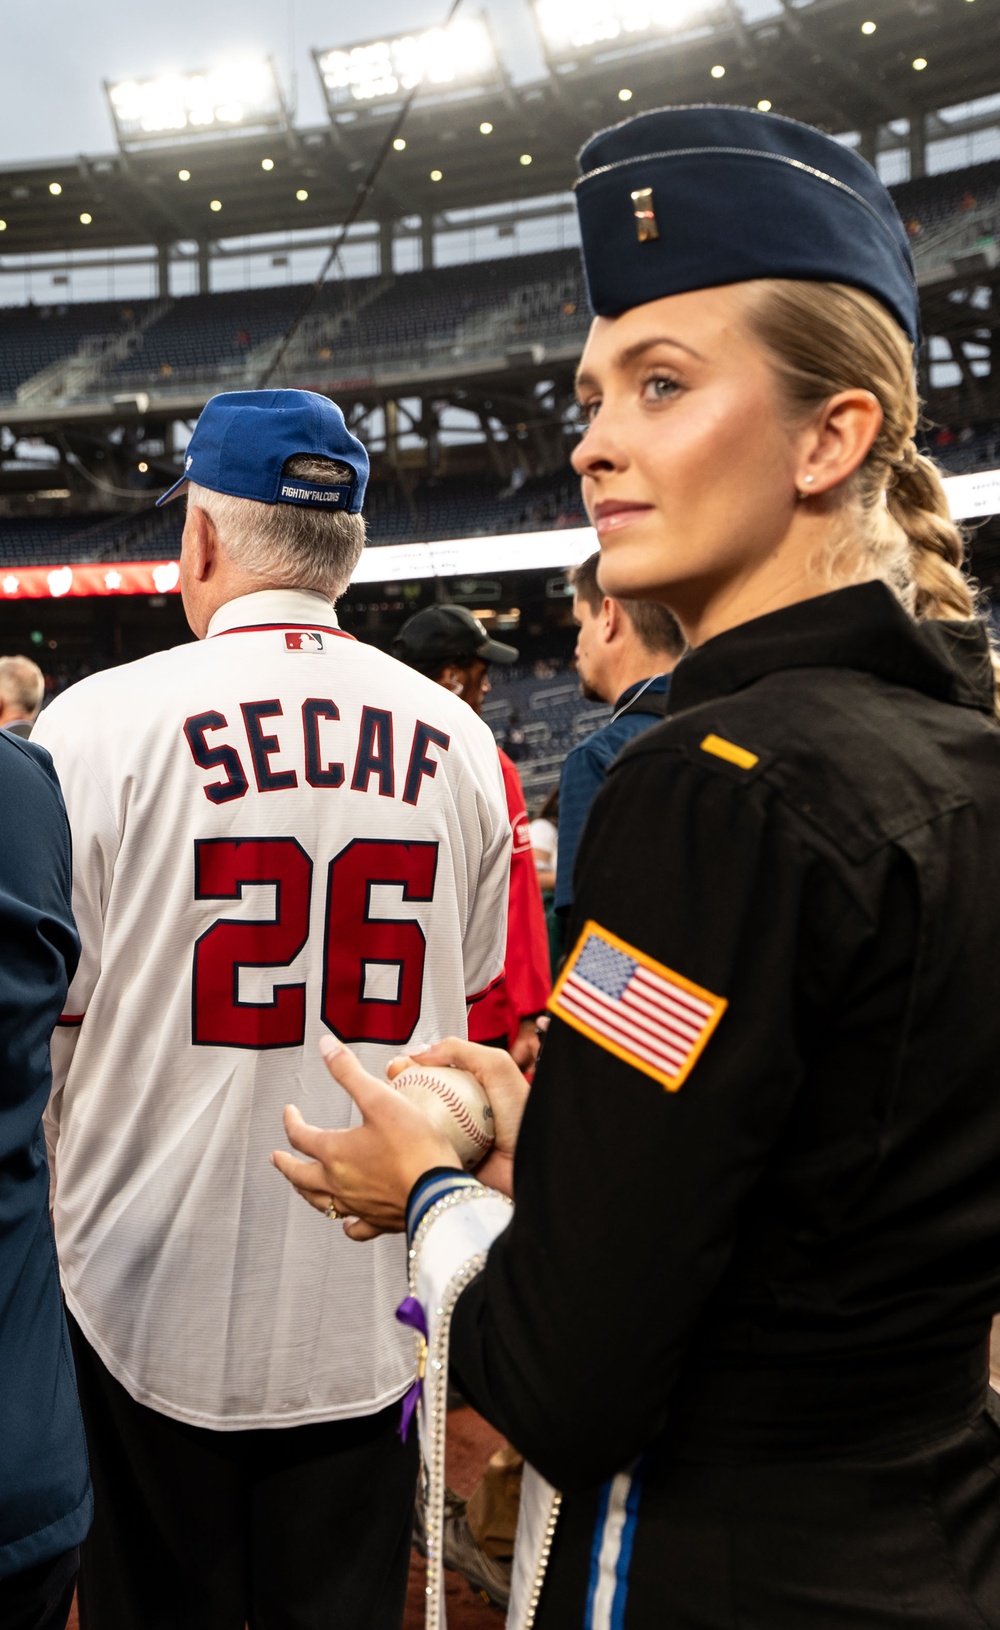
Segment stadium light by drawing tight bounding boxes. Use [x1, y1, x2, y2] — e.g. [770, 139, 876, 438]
[314, 18, 497, 109]
[105, 60, 287, 147]
[534, 0, 707, 59]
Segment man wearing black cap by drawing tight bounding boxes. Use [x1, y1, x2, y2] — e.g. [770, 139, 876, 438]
[32, 390, 511, 1630]
[393, 605, 551, 1069]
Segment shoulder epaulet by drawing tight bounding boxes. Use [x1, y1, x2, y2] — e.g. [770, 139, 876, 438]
[614, 715, 771, 784]
[698, 733, 759, 772]
[616, 668, 975, 865]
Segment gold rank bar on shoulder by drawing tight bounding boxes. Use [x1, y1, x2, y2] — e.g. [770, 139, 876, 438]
[630, 187, 659, 243]
[700, 733, 759, 770]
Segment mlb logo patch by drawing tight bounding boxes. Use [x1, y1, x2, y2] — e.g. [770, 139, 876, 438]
[549, 920, 727, 1091]
[284, 631, 324, 653]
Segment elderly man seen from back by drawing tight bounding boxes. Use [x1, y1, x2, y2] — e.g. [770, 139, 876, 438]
[33, 389, 511, 1630]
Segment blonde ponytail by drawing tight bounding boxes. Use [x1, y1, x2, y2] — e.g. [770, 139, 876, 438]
[745, 279, 999, 711]
[884, 444, 973, 622]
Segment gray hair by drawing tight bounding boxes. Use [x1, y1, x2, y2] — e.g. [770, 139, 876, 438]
[188, 453, 366, 598]
[0, 654, 45, 719]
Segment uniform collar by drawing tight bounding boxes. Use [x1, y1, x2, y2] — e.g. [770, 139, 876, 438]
[207, 588, 340, 638]
[668, 581, 996, 718]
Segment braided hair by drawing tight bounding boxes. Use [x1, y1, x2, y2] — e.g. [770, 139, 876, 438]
[746, 279, 998, 708]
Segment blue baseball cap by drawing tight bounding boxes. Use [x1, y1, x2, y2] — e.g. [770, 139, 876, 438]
[156, 388, 369, 512]
[575, 105, 920, 344]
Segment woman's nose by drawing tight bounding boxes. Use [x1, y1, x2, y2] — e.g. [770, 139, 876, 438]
[571, 411, 626, 479]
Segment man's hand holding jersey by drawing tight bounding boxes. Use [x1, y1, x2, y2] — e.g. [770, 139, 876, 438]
[272, 1036, 529, 1238]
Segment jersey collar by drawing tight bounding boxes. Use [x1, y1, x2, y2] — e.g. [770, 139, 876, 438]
[207, 589, 340, 638]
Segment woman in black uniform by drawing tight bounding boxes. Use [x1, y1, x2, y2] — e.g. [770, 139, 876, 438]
[274, 105, 1000, 1628]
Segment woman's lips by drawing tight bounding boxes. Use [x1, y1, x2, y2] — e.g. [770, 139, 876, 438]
[592, 501, 653, 536]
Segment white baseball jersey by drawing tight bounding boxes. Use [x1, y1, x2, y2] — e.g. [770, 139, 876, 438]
[34, 587, 509, 1430]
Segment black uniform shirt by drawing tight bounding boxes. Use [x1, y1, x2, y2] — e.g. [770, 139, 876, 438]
[449, 581, 1000, 1491]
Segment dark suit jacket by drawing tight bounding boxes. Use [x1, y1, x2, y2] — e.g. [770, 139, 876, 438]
[0, 731, 91, 1580]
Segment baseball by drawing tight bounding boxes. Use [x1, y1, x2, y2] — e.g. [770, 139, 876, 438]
[392, 1064, 495, 1170]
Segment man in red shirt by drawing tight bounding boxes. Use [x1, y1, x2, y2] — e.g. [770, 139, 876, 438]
[392, 606, 551, 1069]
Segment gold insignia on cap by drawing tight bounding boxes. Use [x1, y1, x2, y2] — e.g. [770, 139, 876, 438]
[630, 186, 659, 243]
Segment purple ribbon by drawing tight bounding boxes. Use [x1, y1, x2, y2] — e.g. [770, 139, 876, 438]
[396, 1295, 429, 1441]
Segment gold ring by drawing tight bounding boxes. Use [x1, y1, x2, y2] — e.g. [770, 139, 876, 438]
[324, 1199, 340, 1220]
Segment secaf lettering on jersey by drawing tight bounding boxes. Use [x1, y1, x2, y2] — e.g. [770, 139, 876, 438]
[33, 588, 510, 1430]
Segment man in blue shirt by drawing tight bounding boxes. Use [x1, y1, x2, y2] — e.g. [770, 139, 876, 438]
[0, 729, 91, 1630]
[555, 551, 684, 919]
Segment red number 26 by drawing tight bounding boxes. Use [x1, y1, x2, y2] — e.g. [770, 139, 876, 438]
[192, 836, 438, 1050]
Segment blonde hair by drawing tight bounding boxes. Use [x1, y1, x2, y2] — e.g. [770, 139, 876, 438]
[189, 453, 366, 599]
[745, 280, 999, 706]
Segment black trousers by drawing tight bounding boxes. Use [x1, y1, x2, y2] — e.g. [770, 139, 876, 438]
[539, 1400, 1000, 1628]
[0, 1549, 79, 1630]
[68, 1315, 418, 1630]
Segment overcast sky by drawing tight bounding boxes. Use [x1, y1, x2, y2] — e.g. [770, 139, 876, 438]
[0, 0, 545, 164]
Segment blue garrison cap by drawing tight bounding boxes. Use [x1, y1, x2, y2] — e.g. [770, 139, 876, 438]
[575, 105, 920, 344]
[157, 388, 369, 512]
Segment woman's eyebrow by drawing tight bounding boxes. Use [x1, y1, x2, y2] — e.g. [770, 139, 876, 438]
[575, 334, 706, 395]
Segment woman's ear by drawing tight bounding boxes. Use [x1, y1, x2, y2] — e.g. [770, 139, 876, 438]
[795, 390, 884, 498]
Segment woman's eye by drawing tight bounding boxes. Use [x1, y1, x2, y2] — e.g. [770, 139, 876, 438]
[575, 399, 600, 427]
[642, 375, 679, 403]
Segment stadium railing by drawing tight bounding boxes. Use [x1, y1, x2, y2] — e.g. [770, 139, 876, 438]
[2, 157, 998, 412]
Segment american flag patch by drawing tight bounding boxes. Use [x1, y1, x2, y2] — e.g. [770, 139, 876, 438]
[549, 921, 727, 1091]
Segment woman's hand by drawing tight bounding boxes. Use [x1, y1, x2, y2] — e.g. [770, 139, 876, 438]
[271, 1034, 531, 1241]
[272, 1037, 461, 1238]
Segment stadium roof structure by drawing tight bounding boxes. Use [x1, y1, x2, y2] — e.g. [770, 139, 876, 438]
[0, 0, 997, 261]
